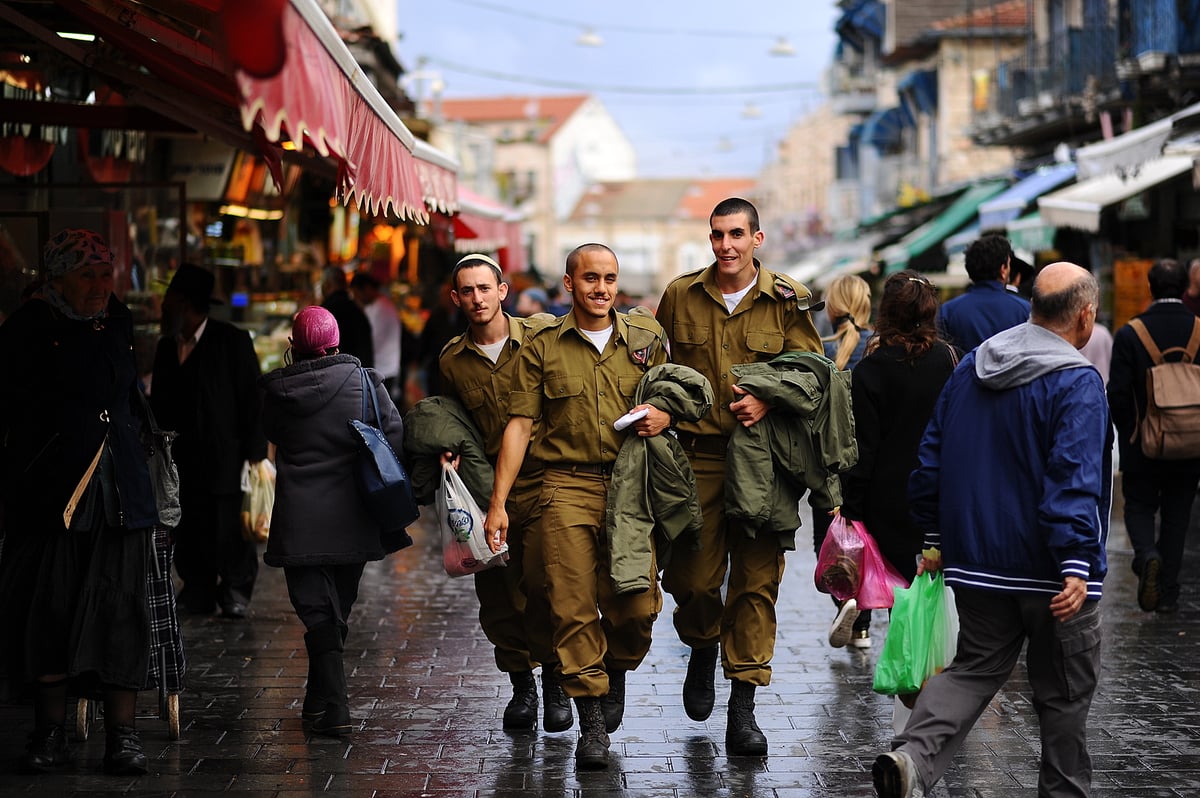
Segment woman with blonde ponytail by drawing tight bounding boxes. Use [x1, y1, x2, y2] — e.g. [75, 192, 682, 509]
[822, 274, 872, 370]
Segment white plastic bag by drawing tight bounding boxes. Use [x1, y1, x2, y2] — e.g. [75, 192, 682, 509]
[438, 461, 508, 577]
[240, 460, 276, 544]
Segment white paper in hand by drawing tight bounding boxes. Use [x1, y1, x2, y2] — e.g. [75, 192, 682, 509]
[613, 407, 649, 431]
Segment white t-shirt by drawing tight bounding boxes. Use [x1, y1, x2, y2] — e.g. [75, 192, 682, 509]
[477, 337, 508, 364]
[579, 325, 613, 353]
[363, 295, 401, 380]
[723, 284, 753, 313]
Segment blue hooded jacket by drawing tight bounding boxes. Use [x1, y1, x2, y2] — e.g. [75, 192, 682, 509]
[909, 322, 1112, 599]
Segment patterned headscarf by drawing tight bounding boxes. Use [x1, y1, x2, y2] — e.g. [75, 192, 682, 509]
[43, 228, 114, 280]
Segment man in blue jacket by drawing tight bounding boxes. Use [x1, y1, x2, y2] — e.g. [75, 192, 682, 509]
[874, 262, 1110, 798]
[937, 234, 1031, 352]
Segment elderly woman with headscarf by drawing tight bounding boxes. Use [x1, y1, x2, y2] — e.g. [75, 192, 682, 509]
[0, 229, 158, 775]
[258, 306, 406, 739]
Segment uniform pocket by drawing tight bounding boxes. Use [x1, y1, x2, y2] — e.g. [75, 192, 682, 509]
[618, 376, 639, 399]
[673, 321, 710, 347]
[460, 386, 487, 411]
[543, 374, 584, 400]
[1056, 601, 1102, 701]
[746, 330, 784, 355]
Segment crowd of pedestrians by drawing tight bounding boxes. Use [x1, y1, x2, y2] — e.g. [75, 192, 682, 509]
[0, 212, 1195, 798]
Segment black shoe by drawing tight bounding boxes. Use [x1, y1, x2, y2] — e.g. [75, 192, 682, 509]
[600, 669, 625, 733]
[1138, 557, 1162, 612]
[18, 725, 71, 773]
[726, 681, 768, 756]
[682, 645, 718, 721]
[574, 697, 610, 770]
[502, 671, 538, 730]
[311, 701, 352, 738]
[103, 726, 148, 776]
[541, 669, 574, 733]
[220, 602, 247, 619]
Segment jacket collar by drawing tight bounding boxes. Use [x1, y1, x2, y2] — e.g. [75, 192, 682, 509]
[689, 259, 776, 306]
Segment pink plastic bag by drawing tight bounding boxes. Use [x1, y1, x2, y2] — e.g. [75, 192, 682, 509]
[855, 522, 910, 609]
[814, 513, 865, 601]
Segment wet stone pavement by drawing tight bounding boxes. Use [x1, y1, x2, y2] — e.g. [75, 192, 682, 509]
[1, 500, 1198, 797]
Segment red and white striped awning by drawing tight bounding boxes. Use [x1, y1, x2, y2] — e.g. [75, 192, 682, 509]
[235, 0, 457, 221]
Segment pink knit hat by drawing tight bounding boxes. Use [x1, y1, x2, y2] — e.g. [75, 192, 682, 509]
[290, 306, 340, 357]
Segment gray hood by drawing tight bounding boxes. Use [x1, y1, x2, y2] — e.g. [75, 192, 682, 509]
[259, 353, 360, 418]
[973, 322, 1092, 390]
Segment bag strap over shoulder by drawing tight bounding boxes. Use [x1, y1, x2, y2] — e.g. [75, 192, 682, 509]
[359, 367, 383, 427]
[1128, 319, 1164, 364]
[1130, 317, 1200, 365]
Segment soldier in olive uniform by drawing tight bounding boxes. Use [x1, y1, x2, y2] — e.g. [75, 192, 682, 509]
[439, 254, 570, 734]
[484, 243, 671, 771]
[656, 197, 823, 756]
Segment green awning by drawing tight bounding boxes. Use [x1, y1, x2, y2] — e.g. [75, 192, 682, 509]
[880, 181, 1009, 274]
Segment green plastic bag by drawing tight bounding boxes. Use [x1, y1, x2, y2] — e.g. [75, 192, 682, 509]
[872, 572, 956, 696]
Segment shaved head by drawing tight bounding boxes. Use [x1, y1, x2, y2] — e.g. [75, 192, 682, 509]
[1031, 261, 1098, 347]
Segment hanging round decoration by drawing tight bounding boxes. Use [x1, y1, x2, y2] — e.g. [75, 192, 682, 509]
[219, 0, 288, 79]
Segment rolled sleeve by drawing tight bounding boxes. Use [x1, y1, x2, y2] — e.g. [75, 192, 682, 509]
[508, 390, 541, 419]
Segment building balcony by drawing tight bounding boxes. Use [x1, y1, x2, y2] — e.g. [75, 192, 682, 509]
[827, 61, 879, 116]
[970, 26, 1119, 147]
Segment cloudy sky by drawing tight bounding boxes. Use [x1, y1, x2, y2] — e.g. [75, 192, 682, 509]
[394, 0, 840, 179]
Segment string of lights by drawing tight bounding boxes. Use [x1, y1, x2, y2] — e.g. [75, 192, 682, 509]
[422, 56, 821, 96]
[440, 0, 818, 40]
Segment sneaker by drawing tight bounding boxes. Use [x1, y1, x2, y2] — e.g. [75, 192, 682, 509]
[1137, 557, 1161, 612]
[872, 749, 925, 798]
[828, 598, 859, 648]
[850, 629, 872, 649]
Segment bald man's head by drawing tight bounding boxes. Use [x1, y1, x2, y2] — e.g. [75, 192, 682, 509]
[1031, 261, 1098, 347]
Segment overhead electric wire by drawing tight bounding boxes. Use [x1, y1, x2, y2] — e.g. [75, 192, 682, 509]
[423, 56, 821, 95]
[440, 0, 820, 40]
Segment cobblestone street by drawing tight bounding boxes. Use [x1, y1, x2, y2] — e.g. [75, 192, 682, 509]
[1, 500, 1197, 797]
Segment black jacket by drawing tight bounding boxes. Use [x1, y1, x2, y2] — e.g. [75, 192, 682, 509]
[259, 356, 402, 566]
[1109, 300, 1200, 472]
[323, 290, 374, 368]
[0, 296, 158, 532]
[839, 341, 959, 579]
[150, 317, 267, 495]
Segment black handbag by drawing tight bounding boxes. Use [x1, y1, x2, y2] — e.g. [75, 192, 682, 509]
[348, 368, 417, 551]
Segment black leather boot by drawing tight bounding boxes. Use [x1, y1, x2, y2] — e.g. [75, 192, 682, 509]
[307, 623, 352, 738]
[541, 668, 573, 732]
[103, 725, 148, 775]
[726, 680, 768, 756]
[302, 624, 340, 721]
[502, 671, 538, 730]
[682, 644, 718, 721]
[600, 669, 626, 733]
[18, 725, 71, 773]
[574, 697, 610, 770]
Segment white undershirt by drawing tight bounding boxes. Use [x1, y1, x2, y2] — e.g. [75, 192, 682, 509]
[579, 325, 613, 353]
[723, 284, 753, 313]
[477, 337, 508, 364]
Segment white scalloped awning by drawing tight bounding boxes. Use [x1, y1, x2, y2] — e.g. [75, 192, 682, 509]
[235, 0, 458, 221]
[1038, 156, 1195, 233]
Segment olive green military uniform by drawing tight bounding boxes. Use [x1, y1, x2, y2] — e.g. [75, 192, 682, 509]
[507, 310, 667, 698]
[440, 314, 552, 672]
[656, 262, 822, 685]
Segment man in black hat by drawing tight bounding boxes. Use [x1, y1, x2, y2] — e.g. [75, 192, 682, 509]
[150, 264, 267, 618]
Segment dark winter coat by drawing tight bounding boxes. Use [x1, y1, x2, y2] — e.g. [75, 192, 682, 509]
[150, 317, 267, 495]
[839, 341, 959, 579]
[0, 296, 157, 532]
[259, 355, 403, 566]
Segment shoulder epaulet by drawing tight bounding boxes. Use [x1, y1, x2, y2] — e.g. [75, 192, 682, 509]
[519, 312, 559, 335]
[438, 333, 468, 361]
[772, 274, 824, 312]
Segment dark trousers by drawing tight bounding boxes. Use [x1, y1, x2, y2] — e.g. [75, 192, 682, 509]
[283, 563, 366, 633]
[1123, 462, 1200, 604]
[895, 588, 1102, 797]
[174, 487, 257, 611]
